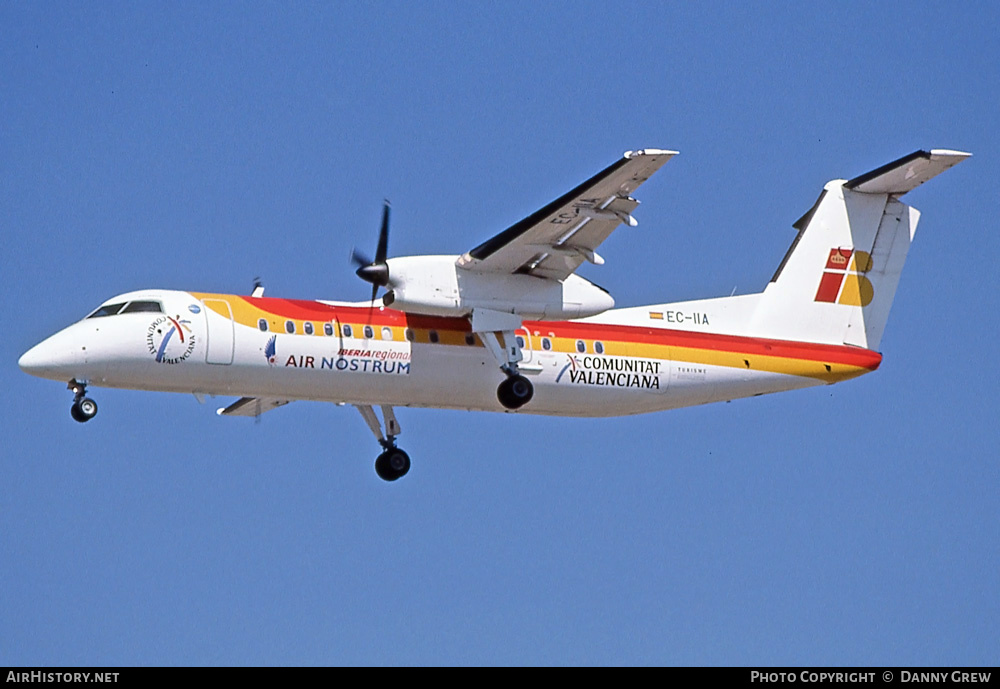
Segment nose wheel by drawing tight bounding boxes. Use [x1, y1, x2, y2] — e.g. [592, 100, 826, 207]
[354, 404, 411, 482]
[68, 379, 98, 423]
[375, 446, 411, 482]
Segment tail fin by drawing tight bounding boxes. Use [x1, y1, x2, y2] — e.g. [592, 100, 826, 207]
[752, 149, 969, 350]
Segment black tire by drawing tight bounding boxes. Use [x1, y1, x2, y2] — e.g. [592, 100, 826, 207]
[497, 374, 534, 409]
[387, 449, 410, 478]
[375, 449, 409, 481]
[77, 397, 98, 419]
[375, 452, 392, 481]
[70, 403, 88, 423]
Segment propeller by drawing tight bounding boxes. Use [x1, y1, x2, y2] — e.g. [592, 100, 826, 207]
[351, 201, 392, 303]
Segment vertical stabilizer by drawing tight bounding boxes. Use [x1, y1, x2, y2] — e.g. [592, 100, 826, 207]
[752, 149, 968, 350]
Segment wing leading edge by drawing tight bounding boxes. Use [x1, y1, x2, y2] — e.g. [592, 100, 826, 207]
[457, 149, 677, 281]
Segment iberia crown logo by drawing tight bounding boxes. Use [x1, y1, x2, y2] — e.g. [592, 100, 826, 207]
[814, 248, 874, 307]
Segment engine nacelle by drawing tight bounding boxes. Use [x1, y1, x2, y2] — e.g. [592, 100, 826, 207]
[382, 255, 614, 320]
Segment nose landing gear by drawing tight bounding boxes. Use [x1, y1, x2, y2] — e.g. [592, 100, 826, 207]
[355, 404, 410, 481]
[374, 446, 411, 482]
[68, 379, 98, 423]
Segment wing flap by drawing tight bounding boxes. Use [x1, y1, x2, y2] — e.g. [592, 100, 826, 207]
[217, 397, 292, 417]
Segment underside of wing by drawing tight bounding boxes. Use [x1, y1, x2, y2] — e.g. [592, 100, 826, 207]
[457, 149, 677, 281]
[216, 397, 293, 417]
[845, 149, 971, 195]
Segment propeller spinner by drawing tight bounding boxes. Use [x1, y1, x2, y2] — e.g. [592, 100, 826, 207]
[351, 201, 392, 302]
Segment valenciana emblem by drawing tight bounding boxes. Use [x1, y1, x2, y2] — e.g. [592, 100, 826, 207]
[146, 316, 196, 364]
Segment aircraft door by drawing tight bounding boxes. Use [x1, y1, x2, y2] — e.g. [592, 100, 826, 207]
[515, 328, 533, 364]
[202, 299, 235, 365]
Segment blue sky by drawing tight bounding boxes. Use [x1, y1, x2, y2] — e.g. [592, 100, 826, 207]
[3, 2, 998, 665]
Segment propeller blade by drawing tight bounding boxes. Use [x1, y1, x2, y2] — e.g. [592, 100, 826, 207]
[350, 247, 372, 268]
[353, 200, 393, 295]
[375, 200, 390, 264]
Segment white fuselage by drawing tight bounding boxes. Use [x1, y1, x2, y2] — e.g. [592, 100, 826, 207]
[19, 288, 881, 418]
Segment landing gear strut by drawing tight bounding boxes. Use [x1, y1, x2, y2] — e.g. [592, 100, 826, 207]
[473, 309, 534, 411]
[68, 379, 98, 423]
[355, 404, 410, 481]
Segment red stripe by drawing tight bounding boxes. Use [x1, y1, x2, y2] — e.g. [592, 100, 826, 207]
[243, 297, 339, 320]
[236, 296, 881, 370]
[243, 297, 469, 330]
[522, 320, 882, 369]
[814, 272, 843, 303]
[168, 316, 185, 343]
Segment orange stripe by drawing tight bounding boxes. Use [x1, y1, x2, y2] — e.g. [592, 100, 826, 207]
[191, 292, 881, 381]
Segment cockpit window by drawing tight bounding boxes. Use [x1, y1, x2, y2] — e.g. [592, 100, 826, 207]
[87, 303, 127, 318]
[120, 300, 163, 314]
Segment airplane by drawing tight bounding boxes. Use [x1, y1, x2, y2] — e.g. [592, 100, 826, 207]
[19, 147, 969, 481]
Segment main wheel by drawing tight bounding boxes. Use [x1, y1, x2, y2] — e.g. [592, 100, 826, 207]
[387, 448, 410, 478]
[71, 397, 98, 423]
[375, 448, 410, 481]
[497, 374, 534, 410]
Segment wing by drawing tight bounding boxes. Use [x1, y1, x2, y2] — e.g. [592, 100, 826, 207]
[216, 397, 292, 417]
[456, 149, 677, 281]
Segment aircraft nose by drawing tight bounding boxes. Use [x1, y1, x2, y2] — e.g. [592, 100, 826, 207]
[18, 332, 81, 379]
[18, 342, 48, 375]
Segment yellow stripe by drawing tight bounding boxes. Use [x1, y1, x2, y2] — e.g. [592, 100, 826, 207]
[192, 293, 868, 383]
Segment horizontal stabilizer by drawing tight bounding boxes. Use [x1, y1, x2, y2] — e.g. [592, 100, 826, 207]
[845, 149, 970, 195]
[217, 397, 292, 417]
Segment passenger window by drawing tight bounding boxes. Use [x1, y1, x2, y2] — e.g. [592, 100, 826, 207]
[429, 330, 439, 343]
[576, 340, 586, 353]
[381, 326, 393, 340]
[542, 338, 552, 351]
[87, 303, 126, 318]
[363, 325, 374, 339]
[595, 341, 604, 354]
[342, 324, 353, 338]
[465, 333, 475, 346]
[258, 319, 268, 332]
[285, 320, 295, 334]
[304, 322, 314, 335]
[404, 328, 414, 342]
[324, 322, 334, 336]
[120, 301, 163, 314]
[516, 336, 525, 348]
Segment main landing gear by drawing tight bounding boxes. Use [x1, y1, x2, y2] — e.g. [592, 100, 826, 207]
[477, 323, 533, 410]
[471, 307, 535, 410]
[496, 371, 533, 410]
[68, 379, 98, 423]
[355, 404, 410, 481]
